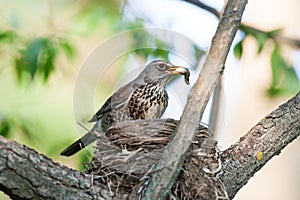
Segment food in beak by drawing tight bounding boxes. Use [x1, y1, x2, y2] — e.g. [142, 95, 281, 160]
[175, 67, 190, 85]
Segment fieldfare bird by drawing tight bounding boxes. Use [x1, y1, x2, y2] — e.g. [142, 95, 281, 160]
[60, 60, 190, 156]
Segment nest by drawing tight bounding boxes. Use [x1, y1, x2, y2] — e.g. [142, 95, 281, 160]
[86, 119, 228, 200]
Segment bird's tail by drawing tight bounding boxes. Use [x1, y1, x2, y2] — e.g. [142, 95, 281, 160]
[60, 132, 97, 156]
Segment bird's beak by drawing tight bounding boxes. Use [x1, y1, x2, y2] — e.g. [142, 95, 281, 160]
[167, 66, 190, 85]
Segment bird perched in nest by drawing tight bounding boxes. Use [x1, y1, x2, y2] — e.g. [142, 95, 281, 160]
[60, 60, 190, 156]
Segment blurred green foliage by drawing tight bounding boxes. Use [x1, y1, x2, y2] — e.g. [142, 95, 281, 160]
[0, 114, 38, 143]
[15, 37, 75, 82]
[0, 0, 299, 174]
[269, 47, 300, 96]
[234, 25, 300, 97]
[70, 0, 121, 36]
[0, 0, 204, 171]
[0, 29, 18, 43]
[0, 29, 75, 83]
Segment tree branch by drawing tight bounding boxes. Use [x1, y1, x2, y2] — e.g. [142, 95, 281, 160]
[0, 121, 227, 200]
[184, 0, 300, 49]
[0, 92, 298, 199]
[0, 136, 110, 200]
[220, 91, 300, 199]
[183, 0, 220, 19]
[144, 0, 248, 199]
[239, 24, 300, 49]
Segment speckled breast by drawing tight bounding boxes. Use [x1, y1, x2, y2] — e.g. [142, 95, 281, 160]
[101, 83, 169, 131]
[128, 83, 168, 119]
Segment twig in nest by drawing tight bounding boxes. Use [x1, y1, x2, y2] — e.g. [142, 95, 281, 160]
[88, 119, 228, 199]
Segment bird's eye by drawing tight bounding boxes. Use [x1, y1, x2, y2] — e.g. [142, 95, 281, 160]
[158, 63, 165, 70]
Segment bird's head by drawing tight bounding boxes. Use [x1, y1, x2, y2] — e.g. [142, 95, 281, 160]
[135, 60, 190, 85]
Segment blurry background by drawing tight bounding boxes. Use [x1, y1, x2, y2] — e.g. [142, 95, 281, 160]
[0, 0, 299, 199]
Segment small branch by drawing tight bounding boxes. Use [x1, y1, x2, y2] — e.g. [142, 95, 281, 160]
[144, 0, 248, 199]
[239, 24, 300, 49]
[185, 0, 300, 49]
[220, 92, 300, 199]
[0, 136, 110, 200]
[183, 0, 220, 19]
[275, 35, 300, 49]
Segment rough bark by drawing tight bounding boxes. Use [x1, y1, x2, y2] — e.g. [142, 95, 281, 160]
[0, 136, 109, 200]
[0, 121, 227, 200]
[0, 92, 299, 199]
[89, 119, 227, 200]
[221, 91, 300, 199]
[0, 0, 299, 198]
[144, 0, 248, 199]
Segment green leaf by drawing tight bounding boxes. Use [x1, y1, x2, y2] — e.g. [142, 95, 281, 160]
[239, 25, 282, 54]
[39, 39, 57, 81]
[59, 38, 75, 61]
[15, 38, 47, 80]
[234, 39, 244, 59]
[269, 46, 300, 96]
[15, 37, 60, 83]
[0, 30, 17, 43]
[254, 32, 268, 53]
[270, 47, 282, 87]
[0, 117, 12, 137]
[267, 28, 282, 37]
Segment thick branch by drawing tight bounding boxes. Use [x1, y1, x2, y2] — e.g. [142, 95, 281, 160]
[221, 92, 300, 199]
[0, 136, 109, 200]
[144, 0, 247, 199]
[0, 92, 298, 199]
[0, 121, 227, 200]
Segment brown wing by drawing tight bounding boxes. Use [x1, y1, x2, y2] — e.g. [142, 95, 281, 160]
[88, 82, 136, 122]
[88, 96, 112, 122]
